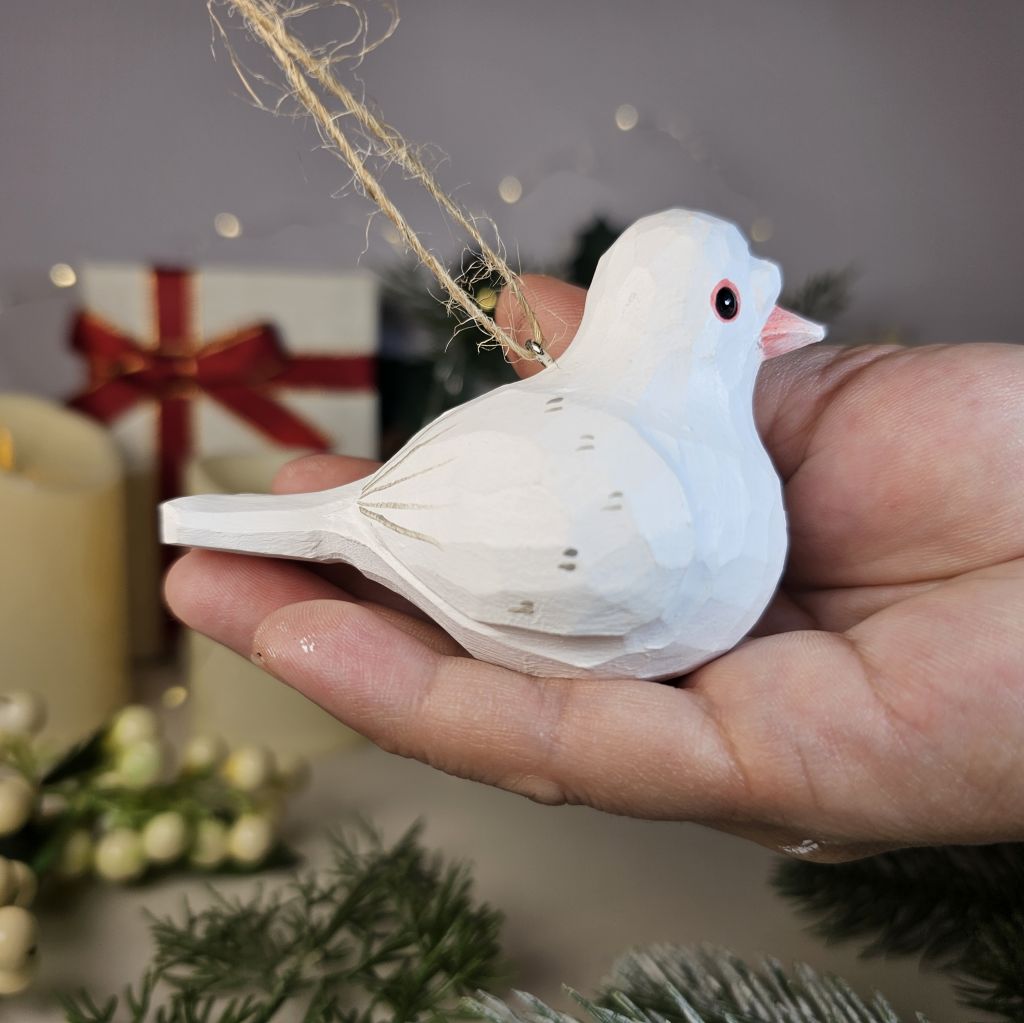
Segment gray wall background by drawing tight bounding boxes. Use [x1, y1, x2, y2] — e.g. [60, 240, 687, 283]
[1, 1, 1022, 395]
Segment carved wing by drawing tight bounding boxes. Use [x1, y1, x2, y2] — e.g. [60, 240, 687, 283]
[357, 386, 695, 637]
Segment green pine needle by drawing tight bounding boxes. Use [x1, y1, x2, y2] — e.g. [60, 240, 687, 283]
[774, 844, 1024, 1021]
[466, 944, 927, 1023]
[61, 822, 504, 1023]
[774, 844, 1024, 963]
[781, 269, 854, 326]
[954, 911, 1024, 1019]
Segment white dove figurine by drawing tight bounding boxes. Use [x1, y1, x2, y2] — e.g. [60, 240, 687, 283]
[162, 209, 825, 680]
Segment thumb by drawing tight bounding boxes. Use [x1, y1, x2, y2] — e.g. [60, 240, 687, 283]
[495, 274, 587, 378]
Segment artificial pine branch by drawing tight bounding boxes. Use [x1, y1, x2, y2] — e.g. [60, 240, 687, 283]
[61, 823, 504, 1023]
[953, 911, 1024, 1020]
[781, 269, 854, 326]
[467, 944, 926, 1023]
[774, 844, 1024, 963]
[775, 844, 1024, 1021]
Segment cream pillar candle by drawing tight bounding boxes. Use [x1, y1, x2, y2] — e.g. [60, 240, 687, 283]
[183, 453, 363, 757]
[0, 395, 129, 746]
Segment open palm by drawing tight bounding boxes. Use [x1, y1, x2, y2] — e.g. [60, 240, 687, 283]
[166, 276, 1024, 859]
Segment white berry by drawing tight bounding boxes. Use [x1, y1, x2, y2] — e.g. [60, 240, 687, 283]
[0, 906, 36, 970]
[142, 812, 188, 865]
[0, 777, 35, 837]
[0, 962, 34, 995]
[10, 863, 35, 908]
[57, 830, 93, 879]
[106, 705, 159, 750]
[115, 738, 169, 789]
[222, 746, 275, 792]
[94, 828, 146, 883]
[183, 734, 228, 774]
[227, 814, 275, 865]
[0, 692, 47, 737]
[190, 819, 229, 869]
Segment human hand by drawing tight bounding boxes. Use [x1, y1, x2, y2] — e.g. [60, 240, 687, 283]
[165, 275, 1024, 860]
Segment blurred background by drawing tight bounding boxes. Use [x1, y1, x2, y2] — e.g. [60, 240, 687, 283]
[2, 0, 1023, 399]
[1, 2, 1023, 1017]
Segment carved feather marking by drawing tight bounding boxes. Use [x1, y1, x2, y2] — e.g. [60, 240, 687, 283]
[360, 457, 456, 498]
[358, 506, 442, 548]
[361, 422, 458, 494]
[359, 500, 439, 511]
[558, 547, 579, 572]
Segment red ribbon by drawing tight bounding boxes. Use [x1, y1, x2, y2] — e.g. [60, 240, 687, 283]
[69, 267, 374, 500]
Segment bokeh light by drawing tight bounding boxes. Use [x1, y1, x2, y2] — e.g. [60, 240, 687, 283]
[750, 217, 774, 243]
[614, 103, 639, 131]
[214, 212, 242, 238]
[49, 263, 77, 288]
[498, 176, 523, 204]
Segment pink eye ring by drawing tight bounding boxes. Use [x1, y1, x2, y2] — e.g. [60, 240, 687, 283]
[712, 279, 740, 321]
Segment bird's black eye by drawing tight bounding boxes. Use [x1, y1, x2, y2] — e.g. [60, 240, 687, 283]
[712, 280, 740, 322]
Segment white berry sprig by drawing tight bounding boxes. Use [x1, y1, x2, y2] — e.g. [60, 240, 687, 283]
[0, 690, 311, 998]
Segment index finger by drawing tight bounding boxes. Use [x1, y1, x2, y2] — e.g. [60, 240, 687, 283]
[251, 597, 746, 820]
[495, 275, 587, 377]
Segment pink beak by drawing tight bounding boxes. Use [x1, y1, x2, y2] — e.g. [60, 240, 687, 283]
[760, 306, 827, 360]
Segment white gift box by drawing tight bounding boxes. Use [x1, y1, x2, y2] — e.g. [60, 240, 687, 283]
[70, 263, 379, 656]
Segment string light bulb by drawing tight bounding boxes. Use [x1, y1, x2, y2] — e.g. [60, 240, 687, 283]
[161, 685, 189, 709]
[0, 428, 14, 473]
[214, 212, 242, 239]
[49, 264, 77, 288]
[498, 176, 523, 205]
[750, 217, 774, 243]
[614, 104, 639, 131]
[476, 286, 498, 312]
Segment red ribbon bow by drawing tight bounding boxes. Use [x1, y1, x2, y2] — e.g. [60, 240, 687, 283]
[69, 267, 374, 500]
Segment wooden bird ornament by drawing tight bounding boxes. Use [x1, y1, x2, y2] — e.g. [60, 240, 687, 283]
[162, 209, 825, 680]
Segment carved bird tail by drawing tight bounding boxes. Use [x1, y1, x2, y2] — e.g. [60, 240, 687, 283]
[160, 482, 363, 564]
